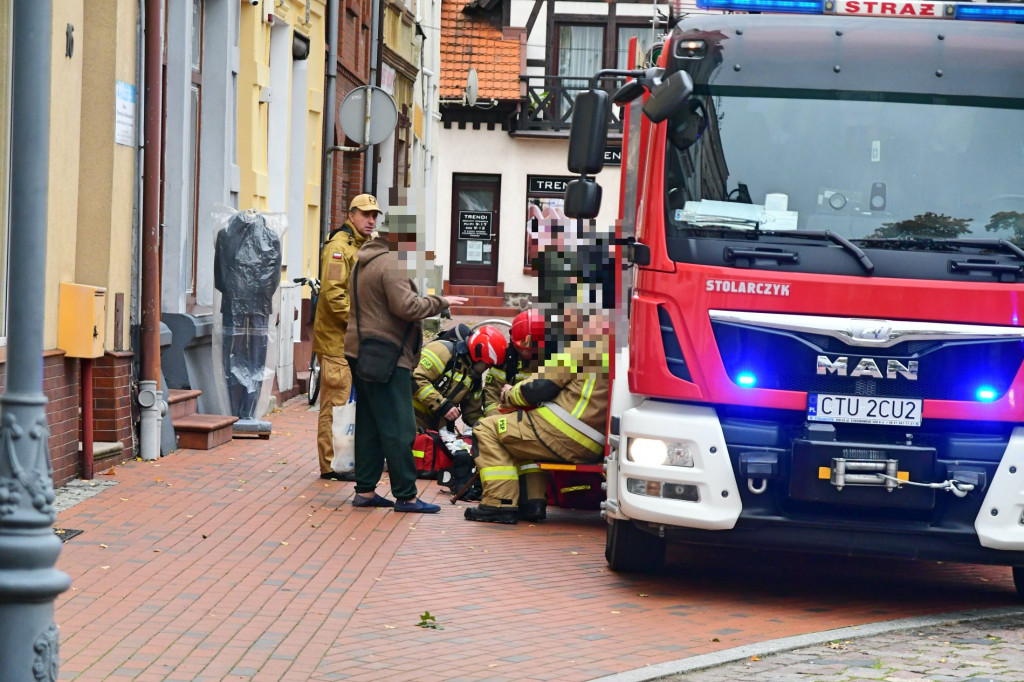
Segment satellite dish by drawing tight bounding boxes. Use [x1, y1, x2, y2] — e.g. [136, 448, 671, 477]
[465, 68, 478, 107]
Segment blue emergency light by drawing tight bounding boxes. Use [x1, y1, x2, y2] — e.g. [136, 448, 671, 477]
[698, 0, 824, 11]
[975, 386, 998, 402]
[696, 0, 1024, 20]
[736, 372, 758, 387]
[954, 3, 1024, 20]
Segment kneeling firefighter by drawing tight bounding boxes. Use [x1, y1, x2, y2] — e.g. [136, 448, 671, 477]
[482, 308, 549, 521]
[412, 325, 508, 431]
[466, 312, 610, 524]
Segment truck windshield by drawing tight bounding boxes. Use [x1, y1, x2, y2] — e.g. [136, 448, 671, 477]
[664, 89, 1024, 251]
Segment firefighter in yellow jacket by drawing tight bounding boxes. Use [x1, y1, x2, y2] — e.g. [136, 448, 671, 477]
[466, 311, 610, 524]
[313, 195, 375, 480]
[413, 325, 508, 431]
[481, 308, 549, 521]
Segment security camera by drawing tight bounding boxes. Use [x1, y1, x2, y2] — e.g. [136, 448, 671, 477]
[249, 0, 260, 6]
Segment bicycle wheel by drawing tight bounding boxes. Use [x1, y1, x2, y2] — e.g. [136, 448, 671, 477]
[307, 353, 321, 405]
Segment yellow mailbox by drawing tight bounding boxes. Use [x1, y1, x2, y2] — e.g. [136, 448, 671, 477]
[57, 282, 107, 358]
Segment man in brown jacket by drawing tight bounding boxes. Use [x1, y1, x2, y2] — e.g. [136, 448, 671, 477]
[344, 216, 467, 511]
[313, 194, 376, 480]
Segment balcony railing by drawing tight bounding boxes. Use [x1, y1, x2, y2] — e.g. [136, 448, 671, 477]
[512, 75, 624, 135]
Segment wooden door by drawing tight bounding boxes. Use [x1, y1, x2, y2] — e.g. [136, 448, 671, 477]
[449, 173, 500, 286]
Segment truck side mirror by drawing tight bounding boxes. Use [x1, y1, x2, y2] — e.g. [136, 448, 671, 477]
[568, 89, 610, 175]
[642, 70, 693, 124]
[564, 179, 603, 219]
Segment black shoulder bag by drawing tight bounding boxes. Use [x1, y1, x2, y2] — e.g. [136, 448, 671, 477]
[351, 262, 413, 383]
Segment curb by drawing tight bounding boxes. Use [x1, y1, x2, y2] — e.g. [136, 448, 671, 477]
[589, 606, 1024, 682]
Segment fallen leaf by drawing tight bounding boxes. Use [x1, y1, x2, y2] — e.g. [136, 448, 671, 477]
[153, 549, 162, 553]
[281, 541, 289, 546]
[202, 535, 208, 539]
[750, 656, 760, 661]
[939, 658, 947, 663]
[571, 551, 579, 555]
[102, 468, 117, 476]
[638, 593, 648, 597]
[101, 566, 110, 570]
[611, 611, 620, 614]
[119, 498, 129, 501]
[383, 625, 395, 629]
[712, 638, 720, 642]
[99, 544, 108, 549]
[156, 478, 162, 483]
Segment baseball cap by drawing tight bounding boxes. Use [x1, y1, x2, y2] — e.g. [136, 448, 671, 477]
[349, 194, 382, 214]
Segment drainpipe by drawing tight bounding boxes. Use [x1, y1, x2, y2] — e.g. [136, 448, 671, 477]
[139, 0, 164, 461]
[320, 0, 339, 244]
[365, 0, 383, 194]
[0, 1, 72, 677]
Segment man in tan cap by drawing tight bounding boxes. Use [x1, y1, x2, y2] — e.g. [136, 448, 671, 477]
[313, 194, 382, 480]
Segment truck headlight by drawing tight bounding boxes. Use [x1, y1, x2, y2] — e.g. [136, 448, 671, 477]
[628, 438, 694, 467]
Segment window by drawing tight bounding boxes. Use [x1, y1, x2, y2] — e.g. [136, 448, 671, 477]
[185, 0, 204, 300]
[617, 25, 652, 69]
[557, 24, 604, 87]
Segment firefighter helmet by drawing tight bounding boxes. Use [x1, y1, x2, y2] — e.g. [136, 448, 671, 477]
[510, 308, 544, 352]
[467, 326, 508, 367]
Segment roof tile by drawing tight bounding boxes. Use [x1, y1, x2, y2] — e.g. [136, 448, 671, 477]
[440, 0, 522, 100]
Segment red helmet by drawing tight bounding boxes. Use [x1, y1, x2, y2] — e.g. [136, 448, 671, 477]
[467, 326, 508, 367]
[510, 309, 544, 353]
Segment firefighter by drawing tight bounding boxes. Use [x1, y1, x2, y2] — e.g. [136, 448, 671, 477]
[482, 308, 550, 521]
[413, 325, 508, 431]
[465, 309, 610, 524]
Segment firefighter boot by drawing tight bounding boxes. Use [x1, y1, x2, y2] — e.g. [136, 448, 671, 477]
[464, 504, 518, 524]
[518, 499, 547, 522]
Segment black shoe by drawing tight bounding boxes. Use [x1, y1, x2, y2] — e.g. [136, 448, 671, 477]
[518, 499, 547, 522]
[464, 505, 518, 524]
[321, 471, 356, 481]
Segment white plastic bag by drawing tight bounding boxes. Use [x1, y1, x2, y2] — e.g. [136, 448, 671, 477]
[331, 399, 356, 473]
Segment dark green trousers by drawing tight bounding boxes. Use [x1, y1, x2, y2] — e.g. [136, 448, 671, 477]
[352, 367, 419, 500]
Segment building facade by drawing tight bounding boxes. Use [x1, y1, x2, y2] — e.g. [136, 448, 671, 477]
[435, 0, 693, 310]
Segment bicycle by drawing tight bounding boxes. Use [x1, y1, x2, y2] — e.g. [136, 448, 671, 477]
[293, 277, 322, 405]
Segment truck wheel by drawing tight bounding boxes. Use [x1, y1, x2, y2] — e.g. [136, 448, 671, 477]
[605, 518, 666, 573]
[1013, 566, 1024, 602]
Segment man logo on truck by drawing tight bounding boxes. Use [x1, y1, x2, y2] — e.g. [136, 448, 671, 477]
[817, 356, 919, 380]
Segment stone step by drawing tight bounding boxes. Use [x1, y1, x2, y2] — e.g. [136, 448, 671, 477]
[455, 306, 520, 319]
[167, 388, 202, 421]
[172, 414, 239, 451]
[444, 282, 505, 296]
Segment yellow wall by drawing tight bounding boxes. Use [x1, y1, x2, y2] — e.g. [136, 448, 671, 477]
[76, 0, 138, 352]
[45, 0, 86, 350]
[237, 0, 326, 283]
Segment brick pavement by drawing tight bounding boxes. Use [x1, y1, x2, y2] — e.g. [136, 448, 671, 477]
[54, 397, 1022, 681]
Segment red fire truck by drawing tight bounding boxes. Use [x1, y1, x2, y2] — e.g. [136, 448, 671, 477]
[563, 1, 1024, 596]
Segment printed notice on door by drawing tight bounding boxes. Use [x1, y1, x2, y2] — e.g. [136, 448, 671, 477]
[466, 240, 483, 262]
[458, 211, 492, 240]
[115, 81, 136, 147]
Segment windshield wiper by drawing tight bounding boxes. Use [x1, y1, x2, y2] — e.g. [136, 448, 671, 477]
[769, 230, 875, 274]
[681, 224, 875, 273]
[861, 237, 1024, 262]
[947, 238, 1024, 262]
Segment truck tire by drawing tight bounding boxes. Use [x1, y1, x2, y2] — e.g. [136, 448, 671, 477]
[605, 518, 666, 573]
[1013, 566, 1024, 602]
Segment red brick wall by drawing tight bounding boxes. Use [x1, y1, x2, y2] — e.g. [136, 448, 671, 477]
[330, 0, 371, 231]
[44, 352, 81, 485]
[0, 350, 136, 487]
[92, 352, 135, 463]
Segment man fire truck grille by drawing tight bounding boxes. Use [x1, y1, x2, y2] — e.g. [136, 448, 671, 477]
[710, 321, 1024, 402]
